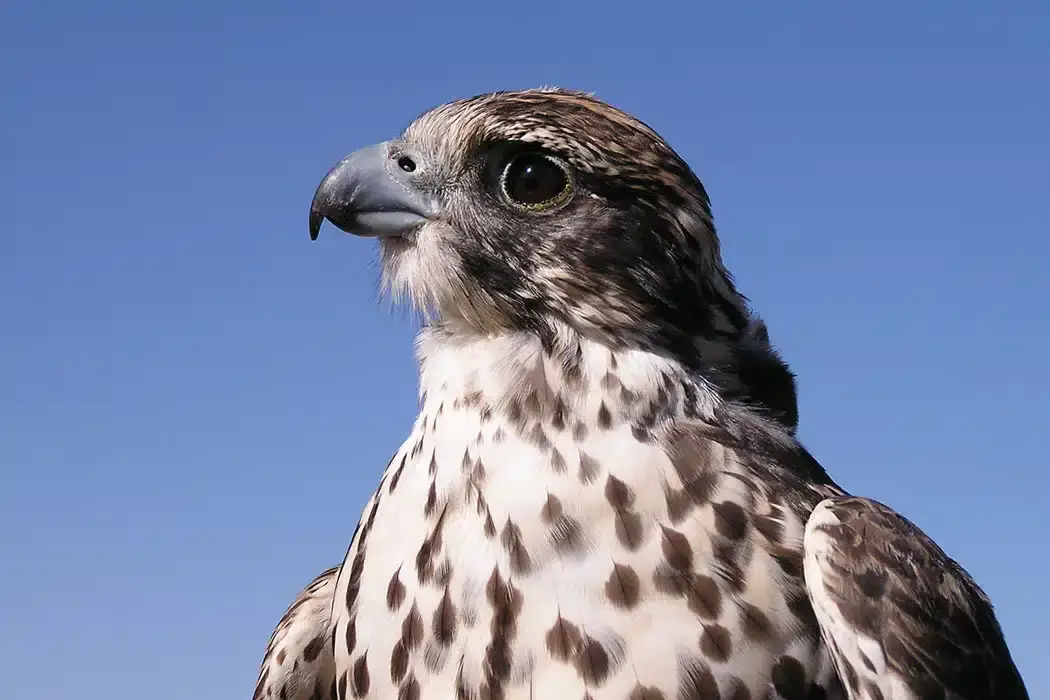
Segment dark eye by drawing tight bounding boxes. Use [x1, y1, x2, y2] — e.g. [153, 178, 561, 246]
[501, 152, 572, 209]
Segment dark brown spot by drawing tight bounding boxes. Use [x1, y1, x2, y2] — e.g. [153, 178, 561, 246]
[456, 667, 472, 700]
[864, 682, 885, 700]
[480, 507, 496, 538]
[428, 453, 438, 475]
[345, 550, 366, 611]
[771, 656, 807, 700]
[415, 539, 434, 582]
[573, 421, 588, 440]
[524, 389, 541, 416]
[683, 472, 719, 505]
[552, 397, 567, 431]
[399, 675, 421, 700]
[541, 494, 563, 523]
[484, 568, 522, 686]
[686, 575, 723, 619]
[678, 657, 719, 700]
[699, 624, 732, 663]
[855, 568, 888, 599]
[604, 475, 634, 509]
[551, 448, 567, 473]
[344, 617, 357, 654]
[604, 563, 641, 609]
[665, 487, 695, 523]
[652, 570, 723, 620]
[528, 423, 551, 450]
[507, 399, 522, 424]
[713, 501, 748, 541]
[631, 425, 653, 442]
[859, 647, 878, 673]
[484, 640, 512, 685]
[545, 615, 582, 660]
[774, 549, 804, 578]
[275, 649, 286, 665]
[387, 568, 406, 611]
[302, 635, 326, 663]
[752, 514, 783, 543]
[425, 482, 438, 516]
[500, 521, 532, 575]
[661, 526, 694, 570]
[786, 591, 818, 628]
[629, 685, 666, 700]
[337, 671, 347, 700]
[402, 603, 423, 649]
[479, 680, 505, 700]
[614, 510, 644, 550]
[433, 588, 458, 645]
[579, 452, 600, 483]
[389, 462, 405, 492]
[727, 678, 751, 700]
[807, 682, 828, 700]
[574, 636, 611, 685]
[713, 545, 748, 594]
[738, 603, 773, 642]
[551, 515, 586, 554]
[667, 427, 713, 478]
[350, 654, 370, 698]
[390, 641, 408, 683]
[600, 371, 620, 391]
[597, 402, 612, 429]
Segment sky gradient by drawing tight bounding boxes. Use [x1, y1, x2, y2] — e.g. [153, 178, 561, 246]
[3, 1, 1048, 697]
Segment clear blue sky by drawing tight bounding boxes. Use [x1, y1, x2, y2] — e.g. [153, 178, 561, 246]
[3, 1, 1048, 697]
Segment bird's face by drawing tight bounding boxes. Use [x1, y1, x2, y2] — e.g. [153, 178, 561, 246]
[310, 88, 748, 354]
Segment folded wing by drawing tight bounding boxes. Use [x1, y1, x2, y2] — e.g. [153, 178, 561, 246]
[802, 496, 1028, 699]
[253, 567, 339, 700]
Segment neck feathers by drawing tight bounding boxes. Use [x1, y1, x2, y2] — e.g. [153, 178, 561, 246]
[416, 322, 723, 434]
[416, 311, 799, 435]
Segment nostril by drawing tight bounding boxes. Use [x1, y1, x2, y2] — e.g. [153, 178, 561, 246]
[397, 156, 417, 173]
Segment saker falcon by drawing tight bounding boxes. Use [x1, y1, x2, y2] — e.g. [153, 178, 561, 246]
[253, 88, 1029, 700]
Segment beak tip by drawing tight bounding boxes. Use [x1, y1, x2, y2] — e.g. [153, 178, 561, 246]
[309, 207, 325, 241]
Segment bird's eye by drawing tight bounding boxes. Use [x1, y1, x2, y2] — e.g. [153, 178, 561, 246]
[500, 153, 572, 210]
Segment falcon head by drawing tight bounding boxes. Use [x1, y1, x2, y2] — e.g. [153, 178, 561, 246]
[310, 88, 797, 426]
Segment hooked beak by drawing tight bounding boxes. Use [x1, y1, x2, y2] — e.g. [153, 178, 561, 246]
[309, 141, 440, 241]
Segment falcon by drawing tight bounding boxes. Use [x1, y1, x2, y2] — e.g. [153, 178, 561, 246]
[254, 88, 1028, 700]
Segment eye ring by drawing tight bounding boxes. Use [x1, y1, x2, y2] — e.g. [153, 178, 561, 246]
[499, 152, 573, 211]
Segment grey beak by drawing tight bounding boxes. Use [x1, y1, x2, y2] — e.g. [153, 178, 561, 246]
[309, 141, 439, 240]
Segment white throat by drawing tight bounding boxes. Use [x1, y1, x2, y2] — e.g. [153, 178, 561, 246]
[414, 323, 723, 431]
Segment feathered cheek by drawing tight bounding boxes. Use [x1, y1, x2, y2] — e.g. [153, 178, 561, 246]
[377, 220, 467, 312]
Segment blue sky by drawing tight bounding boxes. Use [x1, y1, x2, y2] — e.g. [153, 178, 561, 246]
[3, 1, 1048, 696]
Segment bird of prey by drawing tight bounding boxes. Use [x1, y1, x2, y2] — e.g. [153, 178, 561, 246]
[254, 88, 1028, 700]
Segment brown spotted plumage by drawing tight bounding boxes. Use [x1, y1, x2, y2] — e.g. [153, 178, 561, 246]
[253, 88, 1027, 700]
[253, 567, 338, 700]
[804, 497, 1030, 699]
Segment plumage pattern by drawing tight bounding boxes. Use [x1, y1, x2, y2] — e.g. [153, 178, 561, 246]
[804, 497, 1029, 699]
[327, 329, 847, 699]
[251, 88, 1027, 700]
[254, 567, 338, 700]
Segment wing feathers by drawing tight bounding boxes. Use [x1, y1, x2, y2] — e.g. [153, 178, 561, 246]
[253, 567, 339, 700]
[803, 496, 1028, 699]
